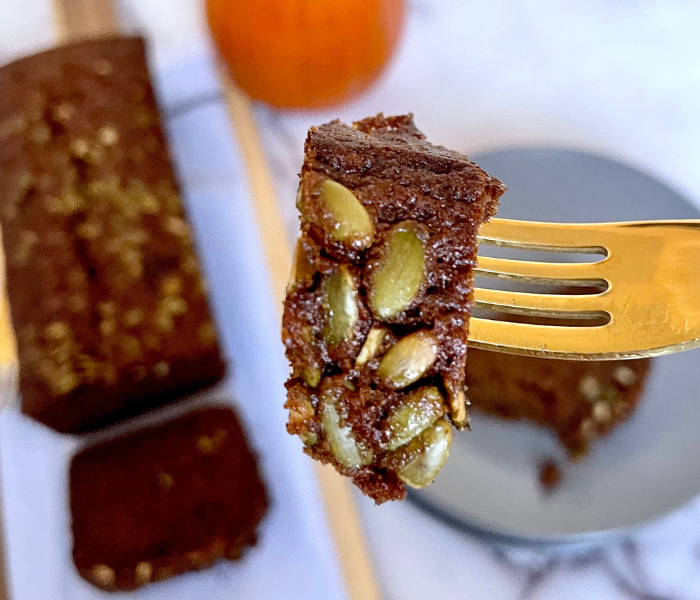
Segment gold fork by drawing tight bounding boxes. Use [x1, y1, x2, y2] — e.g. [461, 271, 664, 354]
[470, 218, 700, 360]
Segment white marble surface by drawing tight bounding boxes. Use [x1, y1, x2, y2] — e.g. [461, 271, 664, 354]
[3, 1, 700, 599]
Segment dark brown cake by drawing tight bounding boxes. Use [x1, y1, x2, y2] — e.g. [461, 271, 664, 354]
[538, 459, 562, 492]
[0, 37, 225, 432]
[466, 348, 651, 459]
[70, 406, 268, 592]
[283, 114, 505, 503]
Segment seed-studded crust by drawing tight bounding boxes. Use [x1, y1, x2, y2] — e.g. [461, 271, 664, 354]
[466, 349, 651, 459]
[70, 406, 268, 592]
[0, 37, 226, 432]
[283, 114, 505, 503]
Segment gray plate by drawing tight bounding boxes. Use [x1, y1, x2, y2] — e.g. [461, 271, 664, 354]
[408, 148, 700, 547]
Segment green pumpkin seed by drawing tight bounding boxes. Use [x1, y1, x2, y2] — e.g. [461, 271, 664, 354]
[444, 375, 469, 430]
[321, 265, 358, 345]
[355, 326, 389, 367]
[384, 386, 445, 451]
[394, 418, 453, 488]
[321, 391, 373, 468]
[370, 221, 426, 319]
[377, 330, 438, 389]
[301, 365, 322, 388]
[319, 180, 374, 249]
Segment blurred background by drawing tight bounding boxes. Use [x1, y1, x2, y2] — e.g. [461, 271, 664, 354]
[2, 1, 700, 599]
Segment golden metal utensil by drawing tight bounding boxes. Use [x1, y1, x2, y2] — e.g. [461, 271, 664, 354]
[471, 218, 700, 359]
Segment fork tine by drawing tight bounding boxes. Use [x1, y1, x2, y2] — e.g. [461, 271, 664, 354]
[479, 218, 606, 252]
[468, 317, 620, 358]
[474, 287, 608, 317]
[476, 255, 607, 285]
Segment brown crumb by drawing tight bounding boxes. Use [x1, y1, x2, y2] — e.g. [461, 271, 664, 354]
[538, 460, 562, 492]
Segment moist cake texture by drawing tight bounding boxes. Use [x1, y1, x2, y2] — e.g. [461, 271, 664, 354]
[70, 406, 268, 592]
[283, 114, 505, 502]
[0, 37, 225, 432]
[467, 348, 651, 459]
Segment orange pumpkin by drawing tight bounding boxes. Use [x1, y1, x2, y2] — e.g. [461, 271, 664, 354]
[206, 0, 405, 109]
